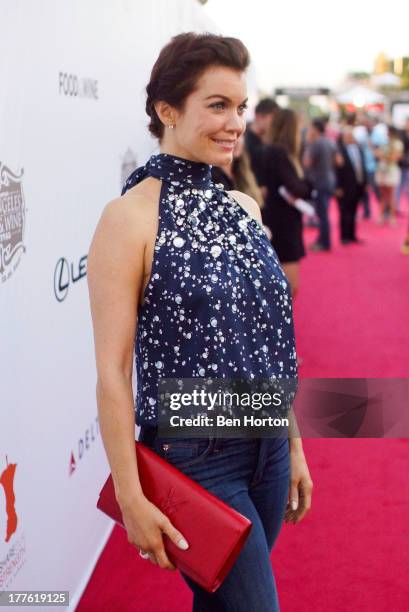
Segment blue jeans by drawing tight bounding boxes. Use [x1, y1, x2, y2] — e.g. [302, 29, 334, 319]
[396, 168, 409, 211]
[361, 170, 379, 217]
[138, 428, 291, 611]
[314, 189, 332, 249]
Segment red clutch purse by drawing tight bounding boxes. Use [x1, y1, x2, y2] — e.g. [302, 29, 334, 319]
[97, 440, 252, 592]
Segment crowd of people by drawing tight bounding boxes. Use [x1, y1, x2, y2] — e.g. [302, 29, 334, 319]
[211, 99, 409, 299]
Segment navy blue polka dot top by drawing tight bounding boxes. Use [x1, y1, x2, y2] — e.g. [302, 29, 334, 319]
[121, 152, 298, 426]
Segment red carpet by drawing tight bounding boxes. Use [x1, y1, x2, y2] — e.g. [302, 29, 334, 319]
[295, 198, 409, 378]
[77, 198, 409, 611]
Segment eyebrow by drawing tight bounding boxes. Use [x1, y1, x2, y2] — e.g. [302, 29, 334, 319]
[204, 95, 248, 104]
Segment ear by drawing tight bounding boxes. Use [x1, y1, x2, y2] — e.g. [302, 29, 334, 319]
[154, 101, 178, 128]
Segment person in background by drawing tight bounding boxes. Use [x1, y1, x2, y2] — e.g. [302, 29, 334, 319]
[299, 114, 309, 160]
[211, 134, 264, 206]
[335, 126, 367, 244]
[324, 115, 341, 143]
[374, 125, 403, 226]
[353, 115, 380, 219]
[262, 108, 313, 299]
[371, 117, 389, 148]
[397, 117, 409, 212]
[303, 118, 336, 251]
[245, 97, 279, 198]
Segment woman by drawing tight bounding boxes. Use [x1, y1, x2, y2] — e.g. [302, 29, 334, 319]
[262, 108, 313, 298]
[211, 133, 264, 206]
[87, 32, 313, 612]
[375, 125, 403, 226]
[334, 126, 367, 245]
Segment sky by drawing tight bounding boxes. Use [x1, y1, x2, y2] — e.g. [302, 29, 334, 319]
[203, 0, 409, 93]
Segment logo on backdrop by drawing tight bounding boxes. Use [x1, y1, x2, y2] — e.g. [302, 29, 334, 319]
[58, 72, 99, 100]
[0, 163, 26, 284]
[69, 416, 100, 476]
[54, 255, 87, 302]
[0, 455, 26, 589]
[121, 148, 138, 189]
[0, 456, 18, 543]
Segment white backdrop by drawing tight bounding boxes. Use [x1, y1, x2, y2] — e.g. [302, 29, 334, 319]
[0, 1, 258, 609]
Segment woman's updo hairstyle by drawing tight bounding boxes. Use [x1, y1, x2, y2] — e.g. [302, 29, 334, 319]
[146, 32, 250, 140]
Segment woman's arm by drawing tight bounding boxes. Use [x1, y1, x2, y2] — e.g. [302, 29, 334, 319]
[87, 196, 145, 507]
[284, 407, 313, 524]
[87, 193, 189, 569]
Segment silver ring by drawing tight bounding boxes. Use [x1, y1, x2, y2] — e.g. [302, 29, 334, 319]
[139, 549, 150, 559]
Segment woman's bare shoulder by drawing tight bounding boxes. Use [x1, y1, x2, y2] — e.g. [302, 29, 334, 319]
[227, 190, 263, 225]
[87, 178, 161, 285]
[98, 177, 161, 238]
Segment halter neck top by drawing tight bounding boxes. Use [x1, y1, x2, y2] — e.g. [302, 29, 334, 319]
[121, 152, 298, 426]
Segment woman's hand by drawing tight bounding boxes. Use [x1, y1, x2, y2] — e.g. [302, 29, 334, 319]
[120, 494, 189, 570]
[284, 444, 313, 524]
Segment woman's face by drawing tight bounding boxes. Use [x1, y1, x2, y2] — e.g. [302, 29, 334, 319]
[167, 65, 248, 166]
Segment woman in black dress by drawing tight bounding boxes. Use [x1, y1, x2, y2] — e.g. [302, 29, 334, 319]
[262, 108, 313, 298]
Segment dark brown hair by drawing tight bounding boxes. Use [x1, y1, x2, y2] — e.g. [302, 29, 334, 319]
[255, 97, 279, 116]
[146, 32, 250, 140]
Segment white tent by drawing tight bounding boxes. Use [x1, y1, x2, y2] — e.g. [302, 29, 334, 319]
[336, 85, 386, 106]
[371, 72, 401, 88]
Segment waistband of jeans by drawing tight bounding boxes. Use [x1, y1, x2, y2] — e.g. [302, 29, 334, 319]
[138, 427, 266, 452]
[139, 426, 226, 449]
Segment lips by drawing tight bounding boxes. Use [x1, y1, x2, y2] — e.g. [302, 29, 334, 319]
[211, 138, 236, 150]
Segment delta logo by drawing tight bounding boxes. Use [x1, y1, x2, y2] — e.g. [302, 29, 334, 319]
[69, 416, 100, 476]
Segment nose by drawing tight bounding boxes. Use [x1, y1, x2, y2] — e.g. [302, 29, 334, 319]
[225, 110, 245, 134]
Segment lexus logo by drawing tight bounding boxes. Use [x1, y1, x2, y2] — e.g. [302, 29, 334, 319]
[54, 255, 87, 302]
